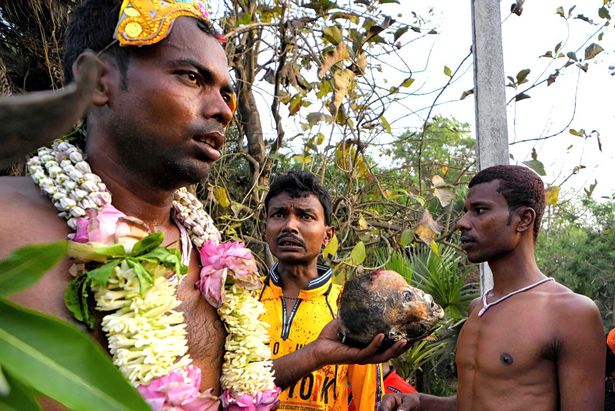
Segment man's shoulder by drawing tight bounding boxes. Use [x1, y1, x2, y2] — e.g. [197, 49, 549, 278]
[0, 176, 69, 253]
[545, 280, 597, 311]
[0, 176, 49, 207]
[0, 176, 61, 220]
[541, 281, 602, 334]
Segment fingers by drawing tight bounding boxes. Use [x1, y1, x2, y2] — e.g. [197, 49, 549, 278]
[360, 332, 385, 355]
[376, 338, 409, 362]
[378, 393, 420, 411]
[357, 335, 407, 364]
[379, 393, 402, 411]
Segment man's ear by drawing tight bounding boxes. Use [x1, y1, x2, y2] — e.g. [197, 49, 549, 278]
[72, 52, 113, 107]
[323, 226, 335, 247]
[515, 207, 536, 234]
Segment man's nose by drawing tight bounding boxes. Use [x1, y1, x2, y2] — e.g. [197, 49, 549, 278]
[455, 212, 470, 231]
[202, 92, 234, 127]
[281, 215, 300, 232]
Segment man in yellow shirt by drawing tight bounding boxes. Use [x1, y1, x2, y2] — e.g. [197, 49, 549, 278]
[259, 170, 408, 411]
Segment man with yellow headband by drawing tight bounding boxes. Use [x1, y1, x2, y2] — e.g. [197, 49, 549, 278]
[0, 0, 235, 409]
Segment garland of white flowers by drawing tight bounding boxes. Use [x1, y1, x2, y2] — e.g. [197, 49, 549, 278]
[27, 140, 278, 410]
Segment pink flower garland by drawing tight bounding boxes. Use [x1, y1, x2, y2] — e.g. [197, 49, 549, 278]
[138, 366, 218, 411]
[195, 240, 261, 307]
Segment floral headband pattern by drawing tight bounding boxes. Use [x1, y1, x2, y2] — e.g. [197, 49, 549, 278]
[115, 0, 211, 47]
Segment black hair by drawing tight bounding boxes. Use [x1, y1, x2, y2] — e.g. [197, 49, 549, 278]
[265, 171, 333, 226]
[63, 0, 221, 85]
[469, 164, 546, 240]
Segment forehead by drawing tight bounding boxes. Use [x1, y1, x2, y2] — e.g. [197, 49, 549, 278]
[268, 192, 324, 213]
[145, 17, 231, 84]
[466, 180, 507, 205]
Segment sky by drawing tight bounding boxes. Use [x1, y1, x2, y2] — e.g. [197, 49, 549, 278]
[381, 0, 615, 200]
[211, 0, 615, 200]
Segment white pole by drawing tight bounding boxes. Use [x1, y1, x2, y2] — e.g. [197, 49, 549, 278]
[471, 0, 510, 293]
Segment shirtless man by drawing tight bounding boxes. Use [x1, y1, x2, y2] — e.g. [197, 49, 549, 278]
[380, 165, 605, 411]
[0, 0, 233, 399]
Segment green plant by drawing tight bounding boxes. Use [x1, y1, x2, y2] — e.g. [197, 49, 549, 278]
[410, 246, 477, 321]
[0, 242, 150, 410]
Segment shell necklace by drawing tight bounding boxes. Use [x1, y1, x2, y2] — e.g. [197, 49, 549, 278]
[27, 140, 220, 246]
[478, 277, 554, 317]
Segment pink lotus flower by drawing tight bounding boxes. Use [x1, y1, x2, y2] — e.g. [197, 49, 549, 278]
[196, 241, 261, 307]
[220, 388, 280, 411]
[70, 204, 149, 251]
[138, 365, 219, 411]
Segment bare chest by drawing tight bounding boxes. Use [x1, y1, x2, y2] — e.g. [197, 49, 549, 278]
[457, 298, 557, 376]
[455, 298, 559, 410]
[175, 252, 225, 393]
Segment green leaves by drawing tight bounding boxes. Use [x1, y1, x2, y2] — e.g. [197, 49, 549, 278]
[348, 241, 366, 265]
[0, 369, 42, 411]
[65, 232, 186, 327]
[515, 68, 530, 85]
[399, 229, 413, 247]
[130, 231, 163, 256]
[0, 298, 149, 411]
[323, 25, 343, 45]
[138, 247, 187, 277]
[88, 260, 121, 287]
[65, 275, 94, 329]
[523, 159, 546, 176]
[126, 259, 154, 293]
[0, 242, 67, 297]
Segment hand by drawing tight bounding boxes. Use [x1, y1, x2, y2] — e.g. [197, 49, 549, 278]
[378, 393, 420, 411]
[312, 318, 409, 367]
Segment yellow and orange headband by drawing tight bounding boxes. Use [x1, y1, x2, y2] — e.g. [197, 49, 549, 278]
[114, 0, 211, 47]
[608, 328, 615, 355]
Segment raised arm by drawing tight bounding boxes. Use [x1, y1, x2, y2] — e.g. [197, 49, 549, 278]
[557, 294, 605, 411]
[272, 318, 408, 389]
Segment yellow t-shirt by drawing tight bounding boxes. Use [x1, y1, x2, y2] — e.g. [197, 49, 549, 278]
[259, 264, 384, 411]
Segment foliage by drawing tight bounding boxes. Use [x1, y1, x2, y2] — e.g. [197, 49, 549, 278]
[0, 243, 150, 410]
[0, 242, 67, 297]
[537, 198, 615, 329]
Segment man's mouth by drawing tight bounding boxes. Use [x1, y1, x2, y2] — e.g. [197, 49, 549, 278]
[277, 236, 304, 249]
[194, 131, 225, 161]
[460, 235, 476, 249]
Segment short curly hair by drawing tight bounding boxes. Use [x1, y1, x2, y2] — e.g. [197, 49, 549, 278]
[469, 165, 546, 240]
[265, 171, 333, 226]
[63, 0, 221, 84]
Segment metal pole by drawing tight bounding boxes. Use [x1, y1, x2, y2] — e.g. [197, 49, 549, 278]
[471, 0, 510, 293]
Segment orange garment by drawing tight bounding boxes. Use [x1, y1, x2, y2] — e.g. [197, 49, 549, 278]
[348, 366, 417, 411]
[259, 264, 384, 411]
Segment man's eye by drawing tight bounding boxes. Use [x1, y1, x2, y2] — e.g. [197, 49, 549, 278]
[476, 208, 486, 215]
[180, 72, 200, 85]
[301, 214, 314, 220]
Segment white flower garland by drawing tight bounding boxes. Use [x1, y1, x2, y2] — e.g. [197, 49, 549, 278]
[27, 140, 278, 409]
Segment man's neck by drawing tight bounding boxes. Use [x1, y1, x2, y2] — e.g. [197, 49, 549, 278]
[275, 260, 320, 297]
[488, 241, 544, 296]
[87, 145, 177, 230]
